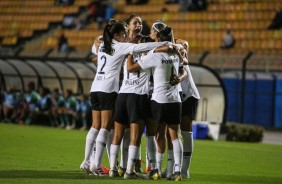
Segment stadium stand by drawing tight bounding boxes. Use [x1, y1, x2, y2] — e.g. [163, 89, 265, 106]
[1, 0, 281, 64]
[0, 0, 92, 57]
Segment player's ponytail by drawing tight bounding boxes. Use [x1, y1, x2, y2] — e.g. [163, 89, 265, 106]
[102, 19, 116, 55]
[157, 26, 173, 42]
[102, 19, 127, 55]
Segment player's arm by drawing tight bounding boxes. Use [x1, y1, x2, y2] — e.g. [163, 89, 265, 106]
[91, 35, 103, 55]
[154, 43, 184, 53]
[90, 35, 103, 66]
[127, 54, 141, 72]
[175, 38, 189, 65]
[91, 55, 97, 66]
[178, 65, 188, 81]
[175, 38, 189, 52]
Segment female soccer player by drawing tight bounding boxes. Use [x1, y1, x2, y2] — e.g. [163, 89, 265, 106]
[179, 58, 200, 179]
[161, 41, 200, 179]
[109, 14, 151, 179]
[127, 25, 185, 181]
[80, 19, 168, 176]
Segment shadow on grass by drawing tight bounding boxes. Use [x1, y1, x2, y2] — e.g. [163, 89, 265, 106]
[191, 173, 282, 184]
[0, 170, 123, 180]
[0, 170, 281, 183]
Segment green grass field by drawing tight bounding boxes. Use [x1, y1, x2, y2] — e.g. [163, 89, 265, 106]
[0, 123, 282, 184]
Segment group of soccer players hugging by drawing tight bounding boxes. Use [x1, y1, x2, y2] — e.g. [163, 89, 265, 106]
[0, 81, 91, 130]
[79, 14, 200, 181]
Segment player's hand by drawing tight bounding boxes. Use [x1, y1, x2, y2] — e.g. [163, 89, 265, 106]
[170, 74, 180, 86]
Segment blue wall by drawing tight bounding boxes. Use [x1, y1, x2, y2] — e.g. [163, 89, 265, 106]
[274, 76, 282, 128]
[223, 72, 280, 128]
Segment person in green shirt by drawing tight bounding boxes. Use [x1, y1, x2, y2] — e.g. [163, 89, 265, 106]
[63, 89, 77, 130]
[23, 81, 40, 125]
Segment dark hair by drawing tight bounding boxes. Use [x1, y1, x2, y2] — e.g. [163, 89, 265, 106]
[102, 19, 127, 55]
[126, 14, 141, 25]
[66, 89, 73, 97]
[53, 88, 59, 94]
[157, 26, 172, 42]
[27, 81, 35, 90]
[40, 86, 50, 96]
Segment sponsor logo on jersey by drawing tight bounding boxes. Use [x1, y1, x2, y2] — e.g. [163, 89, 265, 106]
[125, 79, 140, 85]
[161, 58, 178, 64]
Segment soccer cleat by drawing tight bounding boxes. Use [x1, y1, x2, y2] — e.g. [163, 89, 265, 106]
[146, 169, 160, 180]
[144, 166, 152, 174]
[80, 161, 91, 175]
[124, 172, 144, 179]
[167, 171, 182, 181]
[134, 159, 143, 173]
[109, 170, 119, 177]
[101, 164, 110, 174]
[91, 166, 108, 176]
[118, 166, 126, 177]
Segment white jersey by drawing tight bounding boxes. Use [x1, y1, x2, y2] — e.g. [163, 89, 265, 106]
[119, 53, 150, 95]
[181, 65, 200, 101]
[138, 50, 181, 103]
[90, 40, 168, 93]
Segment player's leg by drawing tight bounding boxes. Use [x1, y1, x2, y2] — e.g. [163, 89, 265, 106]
[81, 92, 101, 174]
[181, 97, 198, 178]
[166, 102, 183, 181]
[80, 110, 100, 174]
[124, 120, 145, 177]
[155, 124, 166, 175]
[167, 123, 183, 181]
[91, 92, 117, 176]
[145, 118, 158, 174]
[119, 128, 130, 175]
[106, 128, 114, 161]
[92, 109, 113, 175]
[162, 130, 174, 178]
[109, 121, 126, 177]
[146, 100, 164, 179]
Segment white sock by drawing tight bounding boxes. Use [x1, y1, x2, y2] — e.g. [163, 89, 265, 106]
[147, 136, 157, 169]
[84, 128, 98, 163]
[110, 144, 120, 171]
[156, 152, 164, 172]
[106, 129, 114, 162]
[120, 129, 130, 169]
[167, 149, 174, 177]
[126, 145, 139, 174]
[172, 138, 183, 173]
[93, 128, 109, 168]
[90, 142, 96, 166]
[181, 131, 193, 178]
[146, 151, 150, 168]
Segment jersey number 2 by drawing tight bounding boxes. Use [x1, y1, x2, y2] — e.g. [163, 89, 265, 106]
[98, 55, 106, 74]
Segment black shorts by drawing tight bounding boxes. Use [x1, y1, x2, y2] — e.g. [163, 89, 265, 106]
[182, 96, 198, 120]
[151, 100, 182, 124]
[90, 92, 118, 111]
[114, 93, 151, 125]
